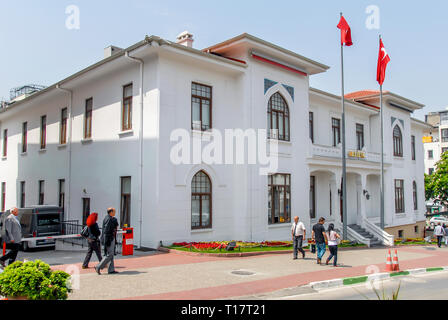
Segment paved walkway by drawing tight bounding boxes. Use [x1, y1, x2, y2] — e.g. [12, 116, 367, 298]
[52, 245, 448, 300]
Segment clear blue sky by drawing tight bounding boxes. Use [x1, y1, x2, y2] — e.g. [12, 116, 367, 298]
[1, 0, 446, 120]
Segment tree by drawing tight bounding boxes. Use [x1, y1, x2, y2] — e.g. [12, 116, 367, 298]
[425, 151, 448, 207]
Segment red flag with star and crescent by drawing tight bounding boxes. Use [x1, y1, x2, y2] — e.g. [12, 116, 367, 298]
[337, 15, 353, 46]
[377, 38, 391, 85]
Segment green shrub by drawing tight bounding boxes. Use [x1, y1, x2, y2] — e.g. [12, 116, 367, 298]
[0, 260, 71, 300]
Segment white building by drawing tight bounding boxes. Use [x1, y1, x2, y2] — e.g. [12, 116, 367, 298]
[0, 32, 430, 248]
[423, 109, 448, 212]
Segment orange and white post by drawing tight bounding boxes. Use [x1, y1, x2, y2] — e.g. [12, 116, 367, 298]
[385, 249, 394, 272]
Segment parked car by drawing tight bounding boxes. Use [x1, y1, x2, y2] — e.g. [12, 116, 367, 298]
[429, 216, 448, 228]
[0, 206, 63, 251]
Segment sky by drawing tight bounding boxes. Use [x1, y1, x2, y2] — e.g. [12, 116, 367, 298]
[0, 0, 447, 120]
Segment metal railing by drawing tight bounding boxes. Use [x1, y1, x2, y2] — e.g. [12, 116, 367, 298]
[60, 221, 122, 254]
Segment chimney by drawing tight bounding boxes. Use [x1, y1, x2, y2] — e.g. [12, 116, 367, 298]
[176, 31, 194, 48]
[104, 45, 123, 58]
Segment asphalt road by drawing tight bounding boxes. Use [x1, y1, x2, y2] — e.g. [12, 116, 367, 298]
[280, 271, 448, 300]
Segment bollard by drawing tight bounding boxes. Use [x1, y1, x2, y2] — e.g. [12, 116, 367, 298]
[121, 227, 134, 256]
[2, 242, 5, 256]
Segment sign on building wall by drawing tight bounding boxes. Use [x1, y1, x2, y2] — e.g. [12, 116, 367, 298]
[348, 151, 366, 159]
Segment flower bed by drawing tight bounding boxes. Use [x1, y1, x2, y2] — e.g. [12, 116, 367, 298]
[394, 238, 437, 245]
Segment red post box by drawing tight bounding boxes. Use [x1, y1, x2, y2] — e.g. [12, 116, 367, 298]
[122, 227, 134, 256]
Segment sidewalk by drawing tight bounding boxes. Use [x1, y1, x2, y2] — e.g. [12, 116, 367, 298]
[52, 245, 448, 300]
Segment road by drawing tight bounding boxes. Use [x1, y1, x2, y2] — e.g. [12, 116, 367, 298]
[271, 271, 448, 300]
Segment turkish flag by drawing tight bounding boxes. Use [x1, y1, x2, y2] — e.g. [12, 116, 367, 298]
[377, 38, 391, 85]
[337, 15, 353, 46]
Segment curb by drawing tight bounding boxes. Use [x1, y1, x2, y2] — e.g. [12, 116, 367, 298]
[309, 266, 448, 290]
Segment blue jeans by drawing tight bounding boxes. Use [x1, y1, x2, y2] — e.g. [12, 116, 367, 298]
[316, 242, 326, 260]
[327, 245, 338, 266]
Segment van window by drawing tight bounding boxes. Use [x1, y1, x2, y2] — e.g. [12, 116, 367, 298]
[37, 214, 60, 227]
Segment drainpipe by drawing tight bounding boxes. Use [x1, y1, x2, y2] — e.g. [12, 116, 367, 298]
[56, 85, 73, 222]
[124, 51, 144, 249]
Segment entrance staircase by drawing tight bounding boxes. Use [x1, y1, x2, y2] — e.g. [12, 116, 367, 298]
[348, 224, 383, 247]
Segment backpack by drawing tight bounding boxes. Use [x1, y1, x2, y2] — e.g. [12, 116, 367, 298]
[80, 226, 89, 238]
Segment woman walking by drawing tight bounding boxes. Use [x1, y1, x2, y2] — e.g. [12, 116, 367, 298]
[326, 223, 340, 267]
[82, 212, 103, 269]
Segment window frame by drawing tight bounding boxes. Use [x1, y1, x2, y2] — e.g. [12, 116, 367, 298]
[1, 182, 5, 211]
[309, 112, 314, 143]
[40, 115, 47, 150]
[442, 129, 448, 143]
[411, 135, 416, 160]
[191, 171, 212, 230]
[394, 179, 405, 213]
[38, 180, 45, 205]
[20, 181, 25, 208]
[2, 129, 7, 157]
[393, 125, 403, 157]
[268, 173, 291, 225]
[191, 82, 212, 132]
[332, 118, 341, 147]
[267, 93, 290, 141]
[122, 83, 133, 131]
[60, 108, 68, 145]
[84, 98, 93, 139]
[356, 123, 364, 150]
[428, 150, 434, 160]
[82, 198, 90, 226]
[310, 176, 316, 219]
[22, 122, 28, 153]
[58, 179, 65, 210]
[413, 181, 418, 210]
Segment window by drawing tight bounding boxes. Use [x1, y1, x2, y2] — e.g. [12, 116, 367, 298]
[60, 108, 67, 144]
[2, 129, 7, 157]
[1, 182, 5, 211]
[22, 122, 27, 153]
[394, 179, 404, 213]
[428, 150, 434, 159]
[20, 181, 25, 208]
[429, 168, 434, 175]
[442, 129, 448, 143]
[82, 198, 90, 225]
[122, 84, 133, 131]
[38, 180, 45, 205]
[356, 123, 364, 150]
[411, 135, 416, 160]
[310, 176, 316, 219]
[329, 189, 332, 216]
[393, 125, 403, 157]
[268, 174, 291, 224]
[191, 171, 212, 229]
[398, 230, 404, 238]
[120, 177, 131, 228]
[332, 118, 341, 147]
[191, 83, 212, 131]
[415, 226, 419, 234]
[40, 115, 46, 149]
[84, 98, 93, 139]
[58, 179, 65, 217]
[413, 181, 418, 210]
[309, 112, 314, 143]
[442, 147, 448, 155]
[268, 93, 290, 141]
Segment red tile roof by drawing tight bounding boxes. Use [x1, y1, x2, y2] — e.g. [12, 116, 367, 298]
[345, 90, 389, 100]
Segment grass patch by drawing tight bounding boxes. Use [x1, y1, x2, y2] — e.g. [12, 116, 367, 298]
[426, 267, 444, 272]
[390, 271, 410, 277]
[343, 276, 368, 286]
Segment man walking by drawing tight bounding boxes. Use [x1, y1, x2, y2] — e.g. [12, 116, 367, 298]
[434, 222, 446, 248]
[95, 208, 119, 275]
[291, 216, 306, 260]
[312, 217, 328, 265]
[0, 207, 22, 267]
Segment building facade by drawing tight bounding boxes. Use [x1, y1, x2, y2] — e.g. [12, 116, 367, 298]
[0, 33, 429, 248]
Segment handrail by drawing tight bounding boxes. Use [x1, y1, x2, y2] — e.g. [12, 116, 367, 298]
[363, 218, 394, 247]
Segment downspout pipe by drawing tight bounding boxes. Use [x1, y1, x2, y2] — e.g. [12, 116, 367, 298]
[56, 85, 73, 222]
[124, 51, 144, 249]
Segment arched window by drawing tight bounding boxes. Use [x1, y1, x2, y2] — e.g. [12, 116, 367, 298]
[268, 93, 290, 141]
[191, 171, 212, 229]
[413, 181, 418, 210]
[393, 125, 403, 157]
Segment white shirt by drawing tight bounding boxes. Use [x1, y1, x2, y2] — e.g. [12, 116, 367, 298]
[435, 225, 446, 236]
[327, 231, 339, 246]
[291, 221, 306, 237]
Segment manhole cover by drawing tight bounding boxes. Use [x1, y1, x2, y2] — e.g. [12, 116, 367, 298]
[231, 270, 255, 276]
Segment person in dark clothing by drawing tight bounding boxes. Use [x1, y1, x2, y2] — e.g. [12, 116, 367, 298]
[95, 208, 119, 275]
[312, 217, 328, 265]
[82, 212, 102, 269]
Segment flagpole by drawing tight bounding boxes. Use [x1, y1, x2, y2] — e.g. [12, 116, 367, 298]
[340, 12, 348, 240]
[379, 35, 385, 231]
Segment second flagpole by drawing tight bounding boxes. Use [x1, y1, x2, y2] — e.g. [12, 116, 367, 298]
[340, 12, 348, 240]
